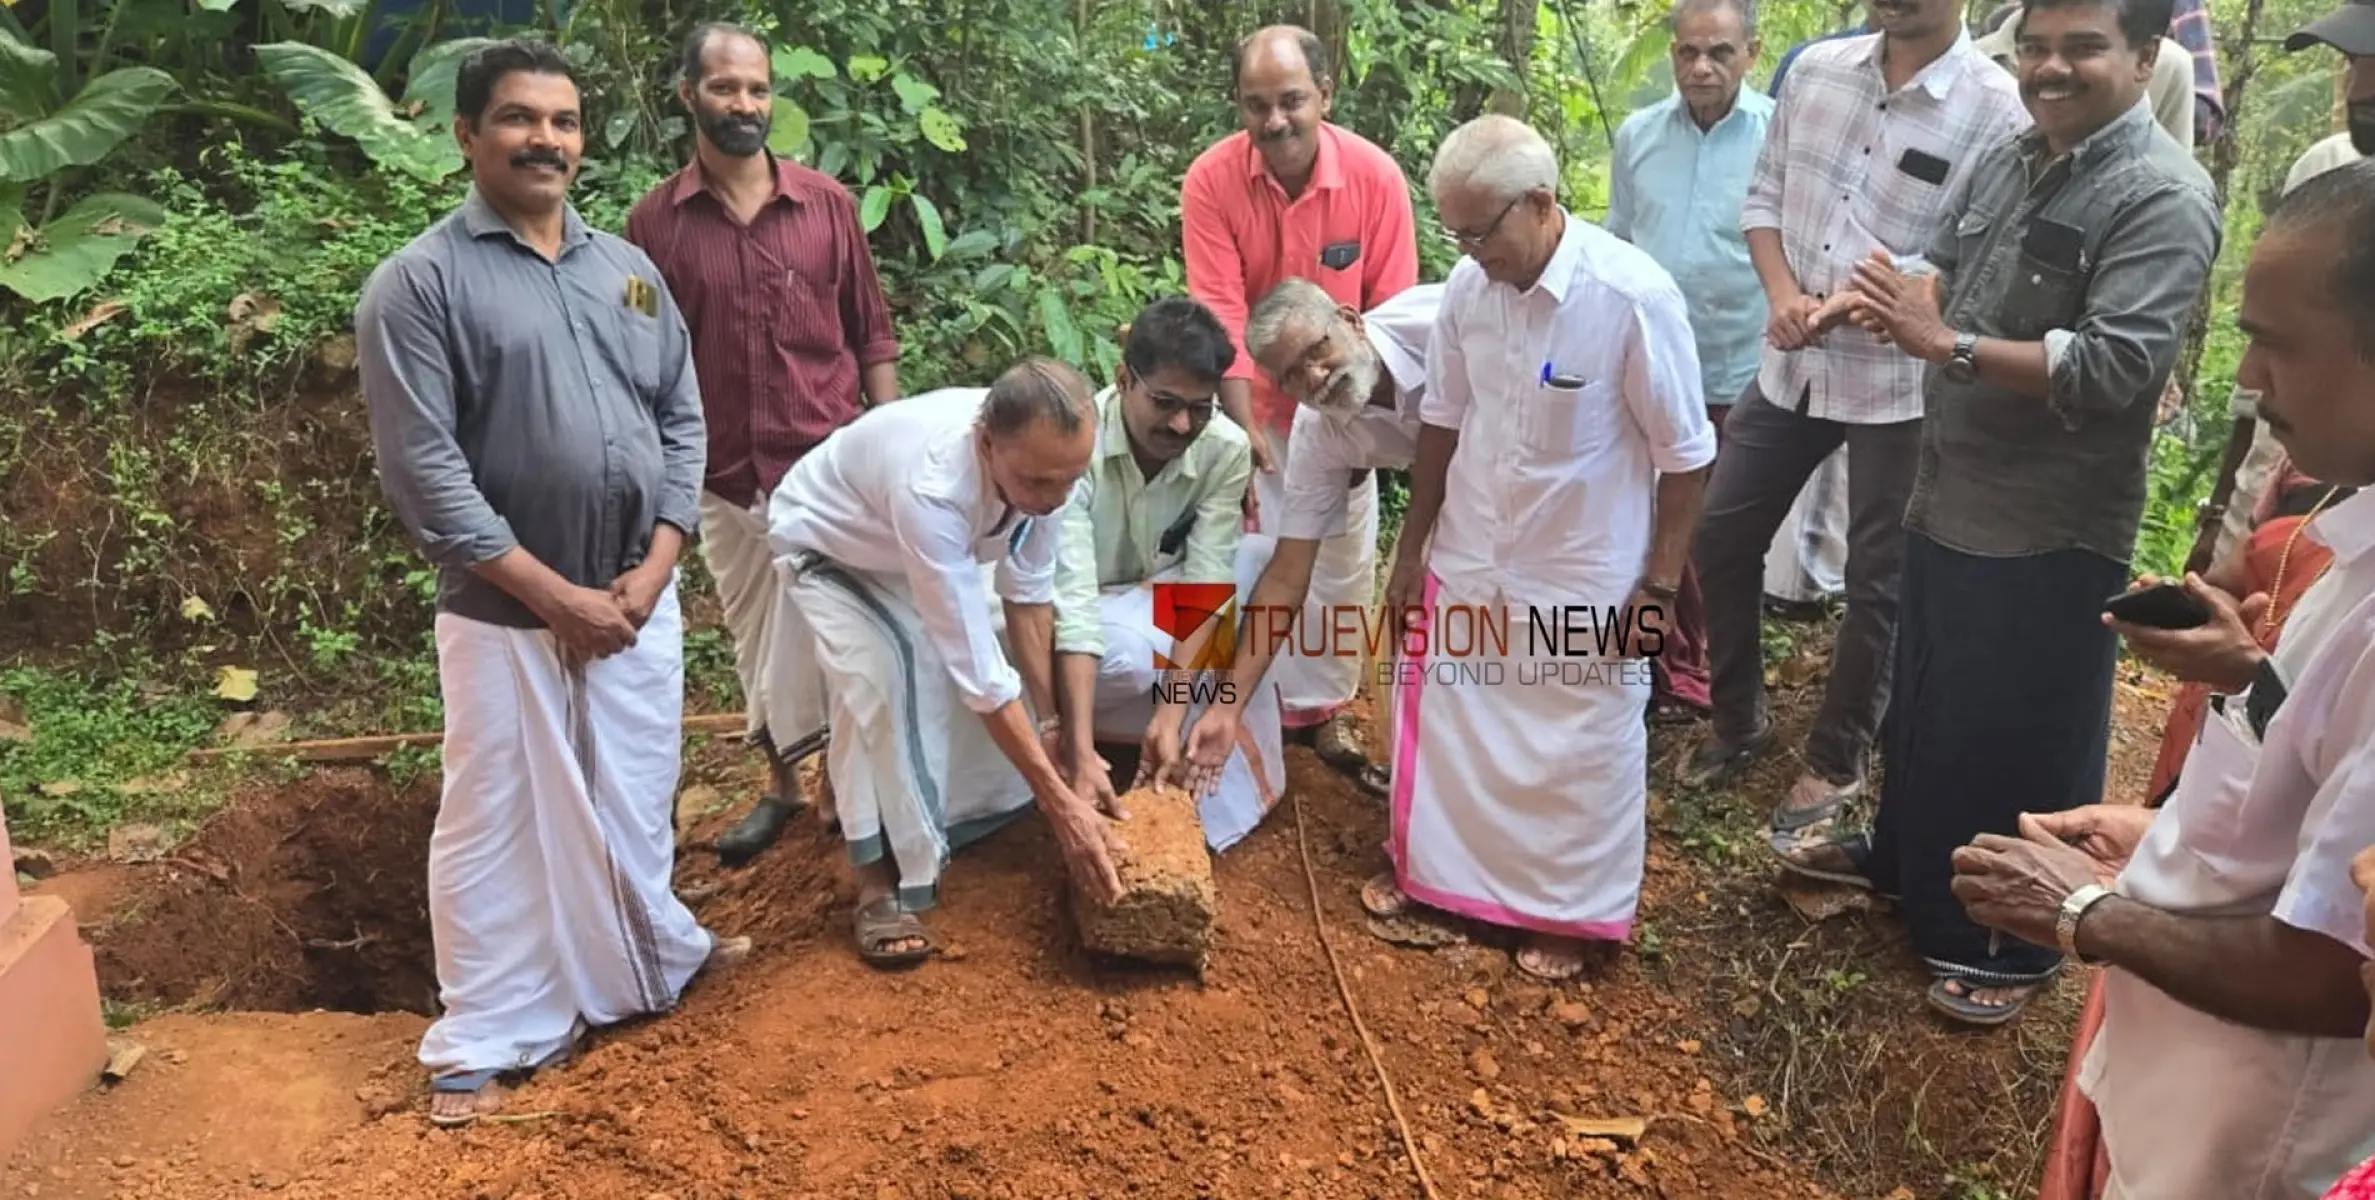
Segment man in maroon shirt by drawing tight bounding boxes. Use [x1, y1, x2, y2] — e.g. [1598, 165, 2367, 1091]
[627, 22, 902, 866]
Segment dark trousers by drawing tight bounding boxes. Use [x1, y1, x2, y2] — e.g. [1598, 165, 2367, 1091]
[1868, 533, 2124, 981]
[1689, 383, 1922, 783]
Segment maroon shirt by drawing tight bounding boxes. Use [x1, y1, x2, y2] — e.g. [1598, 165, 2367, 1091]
[626, 156, 901, 508]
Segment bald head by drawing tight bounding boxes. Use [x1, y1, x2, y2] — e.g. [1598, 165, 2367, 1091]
[1232, 25, 1329, 92]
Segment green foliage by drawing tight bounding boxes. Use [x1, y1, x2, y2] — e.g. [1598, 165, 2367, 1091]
[0, 666, 220, 842]
[255, 41, 459, 180]
[0, 29, 177, 302]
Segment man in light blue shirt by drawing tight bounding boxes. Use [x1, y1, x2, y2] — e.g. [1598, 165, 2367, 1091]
[1605, 0, 1771, 716]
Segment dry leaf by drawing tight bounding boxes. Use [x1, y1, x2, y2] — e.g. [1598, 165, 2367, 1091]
[1742, 1095, 1769, 1118]
[37, 779, 81, 797]
[1552, 1114, 1647, 1145]
[180, 594, 216, 622]
[215, 710, 291, 747]
[60, 299, 127, 340]
[0, 693, 28, 743]
[118, 771, 190, 796]
[108, 823, 168, 864]
[213, 666, 259, 703]
[3, 223, 36, 264]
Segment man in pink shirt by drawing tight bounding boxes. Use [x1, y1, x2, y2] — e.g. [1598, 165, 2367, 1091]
[1181, 24, 1418, 782]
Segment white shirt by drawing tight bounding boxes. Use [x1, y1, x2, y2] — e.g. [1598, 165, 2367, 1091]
[767, 387, 1062, 715]
[2082, 485, 2375, 1199]
[1421, 214, 1718, 605]
[1275, 282, 1441, 542]
[1740, 31, 2028, 425]
[2287, 132, 2366, 196]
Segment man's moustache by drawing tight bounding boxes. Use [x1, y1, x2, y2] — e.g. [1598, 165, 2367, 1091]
[511, 151, 569, 170]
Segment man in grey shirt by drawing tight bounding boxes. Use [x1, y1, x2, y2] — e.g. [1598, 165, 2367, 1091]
[1776, 0, 2221, 1027]
[355, 38, 746, 1128]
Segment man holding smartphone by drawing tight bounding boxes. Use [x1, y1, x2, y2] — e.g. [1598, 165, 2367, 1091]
[1776, 0, 2223, 1027]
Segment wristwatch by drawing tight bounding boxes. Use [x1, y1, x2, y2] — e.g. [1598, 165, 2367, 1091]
[1942, 331, 1980, 384]
[2057, 883, 2114, 965]
[1642, 580, 1679, 602]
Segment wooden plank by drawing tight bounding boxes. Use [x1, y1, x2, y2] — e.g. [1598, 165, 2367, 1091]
[188, 712, 750, 763]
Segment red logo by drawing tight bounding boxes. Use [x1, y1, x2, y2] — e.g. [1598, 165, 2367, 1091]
[1150, 583, 1237, 671]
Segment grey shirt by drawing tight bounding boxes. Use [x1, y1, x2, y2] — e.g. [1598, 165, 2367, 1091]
[1906, 101, 2221, 564]
[356, 188, 706, 629]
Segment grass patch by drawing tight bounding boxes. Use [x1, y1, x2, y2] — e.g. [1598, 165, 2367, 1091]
[0, 666, 226, 847]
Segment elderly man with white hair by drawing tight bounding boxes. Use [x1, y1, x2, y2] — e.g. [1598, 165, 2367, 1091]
[1159, 276, 1444, 801]
[1364, 115, 1716, 981]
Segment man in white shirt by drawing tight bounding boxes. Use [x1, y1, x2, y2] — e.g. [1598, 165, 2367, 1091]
[1369, 116, 1716, 982]
[1950, 159, 2375, 1198]
[1685, 0, 2029, 838]
[1162, 278, 1443, 802]
[1046, 297, 1282, 853]
[763, 358, 1126, 970]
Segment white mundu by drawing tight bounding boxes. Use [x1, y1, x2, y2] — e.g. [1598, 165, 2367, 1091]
[1391, 216, 1716, 940]
[763, 387, 1052, 910]
[1257, 404, 1380, 724]
[419, 582, 718, 1075]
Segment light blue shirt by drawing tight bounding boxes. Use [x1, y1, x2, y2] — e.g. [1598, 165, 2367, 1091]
[1606, 87, 1774, 408]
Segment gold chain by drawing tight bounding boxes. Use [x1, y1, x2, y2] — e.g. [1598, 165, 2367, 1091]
[2260, 486, 2342, 639]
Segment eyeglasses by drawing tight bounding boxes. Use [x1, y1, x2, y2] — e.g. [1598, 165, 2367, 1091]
[1441, 194, 1524, 250]
[1145, 388, 1218, 422]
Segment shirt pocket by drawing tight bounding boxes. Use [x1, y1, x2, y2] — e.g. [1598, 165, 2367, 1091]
[1518, 378, 1616, 465]
[1995, 251, 2089, 342]
[771, 265, 846, 355]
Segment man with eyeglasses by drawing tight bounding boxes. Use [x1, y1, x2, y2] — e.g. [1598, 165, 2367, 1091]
[1047, 297, 1283, 852]
[1181, 24, 1419, 786]
[1372, 116, 1716, 983]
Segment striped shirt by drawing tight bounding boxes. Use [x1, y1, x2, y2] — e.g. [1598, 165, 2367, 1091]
[1740, 30, 2027, 425]
[625, 155, 900, 508]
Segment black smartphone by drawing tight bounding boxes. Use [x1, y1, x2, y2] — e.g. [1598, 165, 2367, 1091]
[2102, 582, 2212, 630]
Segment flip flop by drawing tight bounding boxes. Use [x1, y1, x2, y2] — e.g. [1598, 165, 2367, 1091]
[1352, 763, 1390, 800]
[1513, 941, 1591, 983]
[428, 1028, 581, 1127]
[1359, 872, 1467, 947]
[1924, 977, 2041, 1028]
[1770, 829, 1877, 890]
[853, 896, 934, 971]
[1311, 714, 1371, 773]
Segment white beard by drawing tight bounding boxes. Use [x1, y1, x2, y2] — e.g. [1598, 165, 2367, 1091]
[1306, 348, 1381, 421]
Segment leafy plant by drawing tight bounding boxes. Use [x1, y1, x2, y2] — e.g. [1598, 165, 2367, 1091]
[253, 35, 495, 180]
[0, 29, 174, 301]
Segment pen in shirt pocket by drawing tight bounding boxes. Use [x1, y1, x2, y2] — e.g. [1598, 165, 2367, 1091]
[1540, 362, 1587, 389]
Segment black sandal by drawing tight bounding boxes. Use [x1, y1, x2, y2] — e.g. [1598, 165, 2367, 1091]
[1770, 828, 1877, 890]
[853, 896, 934, 970]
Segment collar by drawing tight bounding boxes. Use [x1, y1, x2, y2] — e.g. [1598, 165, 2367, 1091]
[2018, 95, 2155, 168]
[1092, 385, 1204, 482]
[1860, 27, 1978, 101]
[1522, 209, 1588, 303]
[1664, 85, 1770, 134]
[1245, 123, 1346, 193]
[667, 151, 803, 208]
[460, 186, 591, 253]
[2309, 483, 2375, 566]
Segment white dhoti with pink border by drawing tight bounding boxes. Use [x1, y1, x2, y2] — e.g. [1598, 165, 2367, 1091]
[1383, 576, 1652, 941]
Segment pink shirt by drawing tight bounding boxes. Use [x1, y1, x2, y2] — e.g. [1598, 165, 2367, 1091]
[1181, 123, 1419, 433]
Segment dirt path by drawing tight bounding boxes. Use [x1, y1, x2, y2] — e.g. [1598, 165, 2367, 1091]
[4, 650, 2173, 1199]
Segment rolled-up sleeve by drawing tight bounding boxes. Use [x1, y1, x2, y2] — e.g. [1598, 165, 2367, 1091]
[356, 256, 519, 568]
[645, 258, 708, 540]
[1418, 271, 1475, 432]
[892, 495, 1023, 714]
[2270, 636, 2375, 957]
[1739, 88, 1790, 233]
[1621, 284, 1718, 474]
[2044, 185, 2222, 430]
[836, 189, 902, 367]
[1050, 477, 1105, 658]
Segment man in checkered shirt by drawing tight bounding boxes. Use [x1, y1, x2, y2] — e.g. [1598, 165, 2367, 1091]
[1682, 0, 2029, 836]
